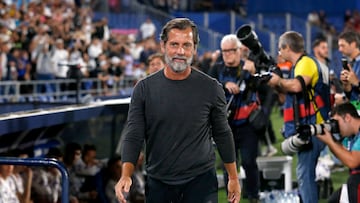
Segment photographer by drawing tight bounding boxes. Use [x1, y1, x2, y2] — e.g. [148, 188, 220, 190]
[267, 31, 331, 203]
[208, 34, 260, 202]
[338, 31, 360, 102]
[316, 102, 360, 203]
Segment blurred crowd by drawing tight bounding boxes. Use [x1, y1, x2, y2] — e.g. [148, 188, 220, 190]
[307, 8, 360, 38]
[0, 142, 146, 203]
[1, 0, 360, 101]
[0, 0, 164, 99]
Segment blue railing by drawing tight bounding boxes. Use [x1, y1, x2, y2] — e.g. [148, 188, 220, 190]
[0, 157, 69, 203]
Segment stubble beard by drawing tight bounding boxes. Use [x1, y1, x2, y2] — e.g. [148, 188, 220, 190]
[164, 54, 193, 73]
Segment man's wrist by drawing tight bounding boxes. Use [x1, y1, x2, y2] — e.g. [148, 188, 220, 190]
[351, 81, 360, 90]
[228, 175, 238, 180]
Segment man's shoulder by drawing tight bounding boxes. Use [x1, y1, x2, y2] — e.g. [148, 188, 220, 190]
[300, 55, 317, 65]
[297, 56, 318, 73]
[192, 68, 220, 83]
[139, 70, 163, 81]
[211, 61, 225, 69]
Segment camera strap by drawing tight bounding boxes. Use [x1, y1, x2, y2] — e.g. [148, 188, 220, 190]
[225, 62, 245, 117]
[294, 75, 311, 125]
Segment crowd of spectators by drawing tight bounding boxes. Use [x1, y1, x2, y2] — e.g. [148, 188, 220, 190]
[307, 9, 360, 39]
[2, 0, 359, 102]
[0, 143, 145, 203]
[342, 9, 360, 33]
[0, 0, 167, 101]
[138, 0, 247, 14]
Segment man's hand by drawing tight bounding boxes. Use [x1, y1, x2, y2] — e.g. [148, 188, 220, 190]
[225, 81, 240, 94]
[267, 72, 281, 88]
[243, 60, 256, 74]
[115, 176, 132, 203]
[227, 178, 241, 203]
[316, 128, 334, 145]
[340, 68, 354, 92]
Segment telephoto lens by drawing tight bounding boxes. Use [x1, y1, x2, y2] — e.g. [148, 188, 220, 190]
[281, 134, 310, 155]
[299, 119, 340, 137]
[281, 119, 340, 155]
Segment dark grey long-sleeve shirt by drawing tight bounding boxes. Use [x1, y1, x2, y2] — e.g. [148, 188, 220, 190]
[121, 68, 235, 183]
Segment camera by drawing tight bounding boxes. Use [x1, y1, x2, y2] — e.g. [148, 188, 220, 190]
[252, 72, 272, 83]
[281, 119, 340, 155]
[236, 24, 282, 77]
[341, 57, 349, 71]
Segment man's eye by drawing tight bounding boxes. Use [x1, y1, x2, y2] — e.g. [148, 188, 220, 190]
[183, 43, 192, 49]
[170, 43, 178, 48]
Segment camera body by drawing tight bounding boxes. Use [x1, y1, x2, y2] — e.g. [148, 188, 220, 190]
[252, 72, 272, 83]
[281, 119, 340, 155]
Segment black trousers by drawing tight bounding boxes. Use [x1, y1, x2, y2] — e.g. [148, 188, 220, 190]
[145, 168, 218, 203]
[223, 124, 260, 199]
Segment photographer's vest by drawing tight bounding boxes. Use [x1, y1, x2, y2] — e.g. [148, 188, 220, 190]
[217, 63, 259, 126]
[283, 55, 331, 138]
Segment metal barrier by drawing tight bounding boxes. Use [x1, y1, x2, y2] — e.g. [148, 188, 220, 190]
[0, 76, 137, 103]
[0, 157, 69, 203]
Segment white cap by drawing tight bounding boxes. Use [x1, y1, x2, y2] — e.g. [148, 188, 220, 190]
[111, 56, 121, 64]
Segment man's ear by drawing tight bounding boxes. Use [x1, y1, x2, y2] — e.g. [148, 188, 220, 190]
[160, 41, 165, 53]
[345, 113, 352, 122]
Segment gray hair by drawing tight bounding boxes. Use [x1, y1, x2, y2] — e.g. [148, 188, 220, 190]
[278, 31, 304, 53]
[221, 34, 242, 48]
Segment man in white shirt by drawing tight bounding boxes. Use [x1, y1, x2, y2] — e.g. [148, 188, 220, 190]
[0, 164, 19, 203]
[52, 38, 69, 79]
[139, 17, 156, 40]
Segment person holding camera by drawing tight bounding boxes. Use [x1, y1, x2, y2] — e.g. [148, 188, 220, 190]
[316, 102, 360, 203]
[115, 18, 241, 203]
[338, 31, 360, 102]
[267, 31, 331, 203]
[208, 34, 261, 203]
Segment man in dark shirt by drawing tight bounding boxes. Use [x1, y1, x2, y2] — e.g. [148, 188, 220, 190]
[115, 18, 241, 203]
[209, 34, 261, 203]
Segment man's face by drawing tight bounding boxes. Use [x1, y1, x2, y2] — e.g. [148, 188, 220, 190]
[221, 41, 241, 67]
[84, 150, 97, 164]
[338, 39, 353, 57]
[161, 27, 196, 73]
[314, 41, 329, 59]
[74, 149, 81, 162]
[0, 165, 14, 178]
[148, 57, 164, 74]
[278, 43, 290, 62]
[333, 114, 351, 137]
